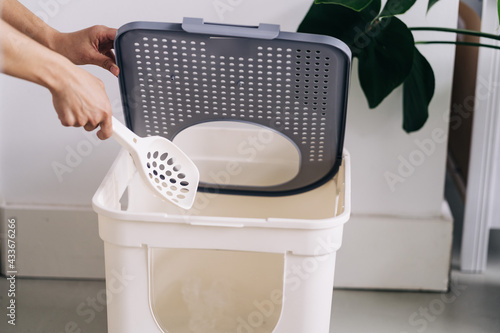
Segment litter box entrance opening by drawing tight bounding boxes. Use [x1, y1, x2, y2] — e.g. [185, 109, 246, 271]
[172, 121, 301, 188]
[149, 248, 284, 333]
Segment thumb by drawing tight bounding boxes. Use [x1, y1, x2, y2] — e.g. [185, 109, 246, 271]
[92, 52, 119, 76]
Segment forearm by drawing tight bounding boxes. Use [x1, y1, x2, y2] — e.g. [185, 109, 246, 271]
[0, 0, 59, 50]
[0, 0, 118, 75]
[0, 19, 69, 92]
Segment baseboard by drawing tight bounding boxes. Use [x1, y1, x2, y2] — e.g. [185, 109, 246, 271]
[0, 204, 104, 279]
[334, 201, 454, 292]
[1, 202, 453, 291]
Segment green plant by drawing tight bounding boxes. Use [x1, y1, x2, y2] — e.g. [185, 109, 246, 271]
[298, 0, 500, 132]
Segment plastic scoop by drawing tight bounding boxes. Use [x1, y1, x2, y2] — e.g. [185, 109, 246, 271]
[111, 116, 199, 209]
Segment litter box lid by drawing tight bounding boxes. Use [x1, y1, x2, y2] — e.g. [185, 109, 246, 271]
[114, 18, 351, 196]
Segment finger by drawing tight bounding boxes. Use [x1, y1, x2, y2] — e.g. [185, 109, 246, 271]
[84, 122, 98, 132]
[58, 111, 77, 127]
[97, 115, 113, 140]
[96, 26, 117, 51]
[92, 52, 119, 76]
[110, 64, 119, 77]
[101, 52, 119, 76]
[101, 26, 117, 44]
[104, 49, 116, 64]
[103, 49, 119, 76]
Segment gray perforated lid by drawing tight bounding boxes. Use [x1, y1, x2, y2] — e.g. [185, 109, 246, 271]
[115, 18, 351, 196]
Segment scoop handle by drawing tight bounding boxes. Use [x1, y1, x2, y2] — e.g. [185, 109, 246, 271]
[111, 116, 141, 153]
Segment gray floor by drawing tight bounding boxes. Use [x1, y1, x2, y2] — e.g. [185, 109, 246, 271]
[331, 231, 500, 333]
[1, 175, 499, 333]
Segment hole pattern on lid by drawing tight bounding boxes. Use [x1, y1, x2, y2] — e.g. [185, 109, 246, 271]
[131, 35, 337, 163]
[146, 150, 190, 203]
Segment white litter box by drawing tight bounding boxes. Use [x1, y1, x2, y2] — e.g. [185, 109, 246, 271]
[93, 149, 350, 333]
[93, 17, 352, 333]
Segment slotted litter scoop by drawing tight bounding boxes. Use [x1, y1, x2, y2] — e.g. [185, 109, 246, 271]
[111, 116, 199, 209]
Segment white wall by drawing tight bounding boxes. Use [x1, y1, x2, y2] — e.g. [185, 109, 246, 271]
[0, 0, 314, 206]
[334, 0, 458, 290]
[345, 0, 459, 216]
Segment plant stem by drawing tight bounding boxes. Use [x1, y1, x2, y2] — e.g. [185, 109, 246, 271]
[415, 40, 500, 51]
[410, 27, 500, 42]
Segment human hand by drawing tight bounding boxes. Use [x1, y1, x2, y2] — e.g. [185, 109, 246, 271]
[49, 60, 113, 140]
[1, 19, 114, 139]
[52, 25, 119, 77]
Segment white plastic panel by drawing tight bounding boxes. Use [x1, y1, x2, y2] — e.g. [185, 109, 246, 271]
[150, 248, 284, 333]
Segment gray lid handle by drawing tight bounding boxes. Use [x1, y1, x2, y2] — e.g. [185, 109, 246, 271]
[182, 17, 279, 39]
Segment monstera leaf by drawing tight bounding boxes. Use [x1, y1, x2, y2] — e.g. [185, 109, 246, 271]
[301, 0, 437, 132]
[356, 17, 415, 108]
[403, 48, 435, 132]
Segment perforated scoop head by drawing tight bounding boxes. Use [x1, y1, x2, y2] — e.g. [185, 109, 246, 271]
[111, 117, 199, 209]
[140, 138, 199, 208]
